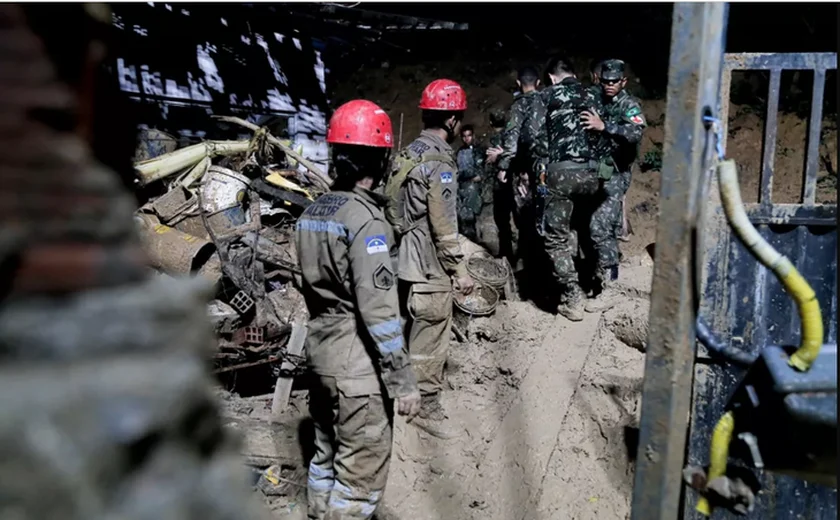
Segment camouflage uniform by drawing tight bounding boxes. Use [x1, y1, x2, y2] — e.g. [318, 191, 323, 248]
[296, 187, 418, 519]
[456, 142, 486, 242]
[397, 130, 468, 397]
[498, 90, 549, 181]
[497, 89, 548, 270]
[589, 61, 645, 272]
[541, 77, 604, 314]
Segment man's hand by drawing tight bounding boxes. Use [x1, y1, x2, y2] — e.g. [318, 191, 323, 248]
[486, 146, 503, 164]
[454, 275, 475, 295]
[397, 390, 421, 421]
[497, 170, 508, 184]
[581, 110, 605, 131]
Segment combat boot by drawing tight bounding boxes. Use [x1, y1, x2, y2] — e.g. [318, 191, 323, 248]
[585, 266, 621, 313]
[416, 393, 446, 421]
[557, 285, 585, 322]
[409, 393, 456, 440]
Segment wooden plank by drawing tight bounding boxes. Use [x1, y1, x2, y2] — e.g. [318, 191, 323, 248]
[271, 321, 308, 422]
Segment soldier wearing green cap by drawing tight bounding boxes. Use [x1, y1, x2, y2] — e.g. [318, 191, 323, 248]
[580, 58, 645, 313]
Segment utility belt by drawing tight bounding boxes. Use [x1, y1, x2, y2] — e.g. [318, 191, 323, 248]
[546, 158, 617, 181]
[546, 159, 599, 173]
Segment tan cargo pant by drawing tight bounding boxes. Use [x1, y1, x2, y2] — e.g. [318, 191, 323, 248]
[307, 375, 394, 520]
[400, 281, 453, 396]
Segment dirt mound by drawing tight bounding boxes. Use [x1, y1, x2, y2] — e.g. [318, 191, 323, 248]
[603, 298, 650, 353]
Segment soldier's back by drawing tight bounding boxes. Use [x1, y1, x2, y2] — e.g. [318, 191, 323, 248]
[543, 79, 598, 164]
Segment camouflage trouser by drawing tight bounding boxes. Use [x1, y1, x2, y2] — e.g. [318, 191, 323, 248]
[494, 181, 518, 263]
[308, 375, 394, 520]
[542, 166, 599, 293]
[591, 170, 632, 269]
[400, 281, 453, 396]
[611, 170, 632, 236]
[458, 181, 483, 243]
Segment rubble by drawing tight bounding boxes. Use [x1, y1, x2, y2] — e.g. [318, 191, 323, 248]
[132, 118, 321, 383]
[132, 117, 512, 394]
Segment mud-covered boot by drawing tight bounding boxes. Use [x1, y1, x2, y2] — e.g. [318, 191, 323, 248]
[585, 266, 621, 314]
[557, 285, 585, 322]
[417, 393, 446, 421]
[410, 394, 456, 440]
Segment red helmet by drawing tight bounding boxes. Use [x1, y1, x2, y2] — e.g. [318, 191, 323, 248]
[326, 100, 393, 148]
[419, 79, 467, 111]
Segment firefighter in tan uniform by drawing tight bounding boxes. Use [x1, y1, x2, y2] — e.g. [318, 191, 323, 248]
[385, 79, 475, 424]
[296, 100, 421, 520]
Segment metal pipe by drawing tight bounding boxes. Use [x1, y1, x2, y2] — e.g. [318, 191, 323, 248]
[630, 4, 728, 519]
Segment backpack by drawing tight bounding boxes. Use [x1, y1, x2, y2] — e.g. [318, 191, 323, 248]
[382, 148, 456, 237]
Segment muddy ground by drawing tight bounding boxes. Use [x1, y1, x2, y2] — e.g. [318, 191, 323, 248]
[217, 63, 837, 518]
[219, 256, 654, 520]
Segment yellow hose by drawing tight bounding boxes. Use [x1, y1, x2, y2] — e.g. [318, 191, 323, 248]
[696, 411, 735, 516]
[717, 159, 824, 371]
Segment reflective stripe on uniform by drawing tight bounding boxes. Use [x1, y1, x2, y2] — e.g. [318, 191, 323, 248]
[367, 318, 401, 340]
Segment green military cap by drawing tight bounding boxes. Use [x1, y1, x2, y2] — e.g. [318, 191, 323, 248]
[600, 59, 626, 82]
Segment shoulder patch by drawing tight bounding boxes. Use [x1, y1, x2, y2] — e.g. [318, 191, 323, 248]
[373, 264, 394, 290]
[442, 187, 453, 201]
[625, 106, 642, 117]
[630, 114, 645, 125]
[364, 235, 389, 255]
[440, 171, 454, 184]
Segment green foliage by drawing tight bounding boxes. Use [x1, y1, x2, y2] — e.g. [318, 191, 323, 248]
[640, 142, 663, 172]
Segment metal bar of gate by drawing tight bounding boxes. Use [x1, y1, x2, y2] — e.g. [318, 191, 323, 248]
[630, 3, 728, 520]
[803, 67, 826, 205]
[760, 69, 781, 206]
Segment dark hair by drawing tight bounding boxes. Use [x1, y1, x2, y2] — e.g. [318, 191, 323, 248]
[461, 124, 475, 135]
[546, 55, 575, 77]
[331, 144, 390, 189]
[518, 65, 540, 87]
[422, 110, 462, 131]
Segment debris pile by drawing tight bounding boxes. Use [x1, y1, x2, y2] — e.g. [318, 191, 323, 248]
[133, 116, 329, 384]
[133, 116, 510, 397]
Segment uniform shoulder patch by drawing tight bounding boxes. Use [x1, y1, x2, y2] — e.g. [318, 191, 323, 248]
[625, 105, 642, 117]
[630, 114, 645, 125]
[364, 235, 388, 255]
[442, 187, 453, 201]
[373, 264, 394, 290]
[440, 171, 453, 184]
